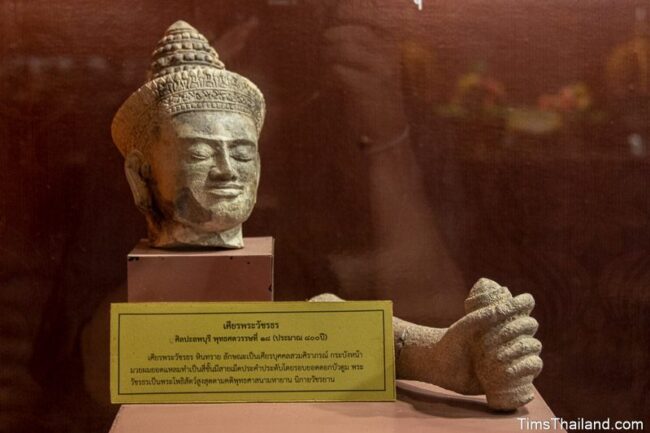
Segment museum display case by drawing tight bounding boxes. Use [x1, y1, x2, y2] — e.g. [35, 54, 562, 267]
[0, 1, 648, 432]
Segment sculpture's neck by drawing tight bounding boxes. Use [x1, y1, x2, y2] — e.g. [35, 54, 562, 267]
[148, 220, 244, 249]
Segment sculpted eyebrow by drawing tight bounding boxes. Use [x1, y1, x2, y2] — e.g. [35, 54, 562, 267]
[178, 136, 220, 143]
[229, 139, 256, 147]
[178, 136, 255, 146]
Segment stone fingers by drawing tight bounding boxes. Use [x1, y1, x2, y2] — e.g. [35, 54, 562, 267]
[483, 348, 544, 383]
[483, 316, 539, 349]
[494, 337, 542, 363]
[505, 355, 543, 379]
[461, 294, 535, 334]
[494, 293, 535, 320]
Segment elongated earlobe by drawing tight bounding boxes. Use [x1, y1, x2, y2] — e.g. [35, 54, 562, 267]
[124, 150, 152, 214]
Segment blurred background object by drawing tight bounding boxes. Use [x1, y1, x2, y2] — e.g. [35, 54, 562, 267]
[0, 0, 648, 431]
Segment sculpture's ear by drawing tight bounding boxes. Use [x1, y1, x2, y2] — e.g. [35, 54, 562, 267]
[124, 150, 153, 214]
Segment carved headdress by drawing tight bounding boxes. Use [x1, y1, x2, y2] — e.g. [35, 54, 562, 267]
[112, 20, 265, 157]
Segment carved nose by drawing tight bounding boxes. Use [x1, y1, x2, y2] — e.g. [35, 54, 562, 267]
[208, 155, 237, 181]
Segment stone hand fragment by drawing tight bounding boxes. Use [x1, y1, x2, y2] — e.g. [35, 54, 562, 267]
[311, 278, 543, 411]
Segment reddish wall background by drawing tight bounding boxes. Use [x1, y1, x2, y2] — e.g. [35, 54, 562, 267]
[1, 1, 648, 431]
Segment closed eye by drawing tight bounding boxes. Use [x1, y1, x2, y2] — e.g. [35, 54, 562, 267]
[187, 143, 214, 161]
[190, 151, 211, 160]
[229, 140, 257, 161]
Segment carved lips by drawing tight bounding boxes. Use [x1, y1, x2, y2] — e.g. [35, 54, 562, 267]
[206, 182, 244, 198]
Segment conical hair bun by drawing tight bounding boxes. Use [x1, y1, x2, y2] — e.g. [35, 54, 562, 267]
[112, 20, 265, 158]
[149, 20, 224, 79]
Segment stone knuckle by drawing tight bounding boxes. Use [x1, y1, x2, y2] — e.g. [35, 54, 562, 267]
[514, 294, 535, 312]
[504, 357, 542, 379]
[495, 342, 524, 362]
[515, 317, 539, 336]
[529, 339, 543, 354]
[499, 322, 523, 340]
[533, 357, 544, 377]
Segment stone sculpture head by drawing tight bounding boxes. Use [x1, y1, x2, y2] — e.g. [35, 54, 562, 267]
[112, 21, 265, 249]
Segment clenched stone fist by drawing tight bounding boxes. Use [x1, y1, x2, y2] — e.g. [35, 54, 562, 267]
[311, 278, 543, 411]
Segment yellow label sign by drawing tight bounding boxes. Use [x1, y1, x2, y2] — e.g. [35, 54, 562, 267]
[110, 301, 395, 403]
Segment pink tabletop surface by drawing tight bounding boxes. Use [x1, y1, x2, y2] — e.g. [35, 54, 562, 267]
[110, 380, 564, 433]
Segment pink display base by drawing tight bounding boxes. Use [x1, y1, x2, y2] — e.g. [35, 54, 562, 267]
[127, 237, 273, 302]
[110, 381, 564, 433]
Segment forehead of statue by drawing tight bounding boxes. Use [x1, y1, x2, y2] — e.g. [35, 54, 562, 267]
[165, 111, 258, 144]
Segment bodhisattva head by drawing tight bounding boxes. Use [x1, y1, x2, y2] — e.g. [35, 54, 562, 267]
[112, 21, 265, 249]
